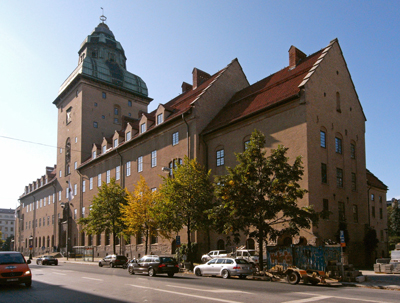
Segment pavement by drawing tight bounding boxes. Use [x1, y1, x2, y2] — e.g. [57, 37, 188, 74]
[28, 256, 400, 291]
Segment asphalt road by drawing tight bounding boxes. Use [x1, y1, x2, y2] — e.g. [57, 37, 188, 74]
[0, 262, 399, 303]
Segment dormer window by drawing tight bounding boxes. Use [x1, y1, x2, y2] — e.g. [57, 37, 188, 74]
[114, 139, 118, 148]
[141, 123, 146, 134]
[157, 113, 163, 125]
[126, 131, 131, 141]
[93, 151, 96, 159]
[102, 145, 106, 154]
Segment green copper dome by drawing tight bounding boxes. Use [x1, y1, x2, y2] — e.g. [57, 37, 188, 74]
[58, 22, 148, 97]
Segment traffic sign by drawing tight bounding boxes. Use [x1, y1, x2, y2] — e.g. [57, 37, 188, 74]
[176, 235, 180, 247]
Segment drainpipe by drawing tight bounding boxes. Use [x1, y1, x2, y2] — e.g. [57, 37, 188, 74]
[182, 113, 190, 159]
[51, 182, 57, 252]
[115, 147, 124, 255]
[367, 185, 371, 227]
[32, 195, 36, 258]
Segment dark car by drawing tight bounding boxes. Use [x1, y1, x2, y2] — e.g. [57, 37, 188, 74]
[0, 251, 32, 287]
[128, 255, 179, 277]
[99, 255, 128, 268]
[36, 255, 58, 266]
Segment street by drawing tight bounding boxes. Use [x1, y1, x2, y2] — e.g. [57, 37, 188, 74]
[0, 262, 399, 303]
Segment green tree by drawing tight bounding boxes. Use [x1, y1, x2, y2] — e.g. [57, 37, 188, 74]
[121, 176, 161, 255]
[390, 205, 400, 236]
[0, 231, 3, 249]
[78, 178, 126, 254]
[158, 156, 214, 267]
[213, 129, 320, 270]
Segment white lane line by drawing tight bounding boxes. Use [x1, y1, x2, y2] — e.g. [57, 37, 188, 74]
[167, 285, 252, 294]
[288, 292, 391, 303]
[52, 272, 67, 275]
[82, 277, 103, 281]
[127, 284, 243, 303]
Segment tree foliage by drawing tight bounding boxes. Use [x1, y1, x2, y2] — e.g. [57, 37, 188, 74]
[1, 235, 14, 251]
[390, 205, 400, 236]
[212, 129, 320, 270]
[121, 176, 161, 255]
[158, 156, 214, 266]
[78, 178, 126, 254]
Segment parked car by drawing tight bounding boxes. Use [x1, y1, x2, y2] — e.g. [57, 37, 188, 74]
[99, 255, 128, 268]
[231, 249, 259, 265]
[36, 255, 58, 266]
[0, 251, 32, 287]
[201, 250, 229, 263]
[194, 258, 254, 279]
[128, 255, 179, 277]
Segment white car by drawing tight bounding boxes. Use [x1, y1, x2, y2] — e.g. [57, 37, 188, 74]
[201, 250, 228, 263]
[194, 258, 254, 279]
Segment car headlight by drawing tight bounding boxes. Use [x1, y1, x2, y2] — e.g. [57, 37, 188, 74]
[23, 270, 31, 275]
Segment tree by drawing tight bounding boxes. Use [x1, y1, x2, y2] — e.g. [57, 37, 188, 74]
[121, 176, 161, 255]
[78, 178, 126, 254]
[213, 129, 320, 270]
[0, 231, 3, 249]
[388, 204, 400, 250]
[158, 156, 215, 267]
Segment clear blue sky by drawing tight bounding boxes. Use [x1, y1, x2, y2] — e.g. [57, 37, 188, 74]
[1, 1, 399, 209]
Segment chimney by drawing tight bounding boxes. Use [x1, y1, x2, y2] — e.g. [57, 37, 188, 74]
[181, 82, 193, 93]
[289, 46, 307, 68]
[192, 68, 211, 89]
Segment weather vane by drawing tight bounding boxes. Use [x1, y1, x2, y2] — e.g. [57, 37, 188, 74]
[100, 7, 107, 23]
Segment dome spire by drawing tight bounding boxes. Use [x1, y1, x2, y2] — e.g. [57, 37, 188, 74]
[100, 7, 107, 23]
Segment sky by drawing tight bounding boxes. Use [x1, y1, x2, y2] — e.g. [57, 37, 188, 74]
[0, 1, 399, 210]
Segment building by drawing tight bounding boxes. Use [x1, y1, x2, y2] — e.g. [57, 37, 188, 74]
[16, 18, 384, 266]
[0, 208, 15, 242]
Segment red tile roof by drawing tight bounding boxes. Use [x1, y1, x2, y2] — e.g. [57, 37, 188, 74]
[367, 169, 388, 191]
[202, 49, 324, 134]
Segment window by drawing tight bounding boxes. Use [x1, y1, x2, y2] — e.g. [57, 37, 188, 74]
[126, 161, 131, 176]
[338, 202, 345, 222]
[94, 102, 98, 107]
[102, 92, 106, 99]
[371, 194, 375, 201]
[106, 170, 110, 183]
[353, 205, 358, 223]
[114, 107, 119, 115]
[114, 138, 118, 148]
[323, 199, 329, 218]
[74, 184, 77, 196]
[379, 208, 383, 220]
[93, 121, 98, 128]
[74, 161, 77, 170]
[141, 123, 146, 133]
[372, 206, 376, 218]
[47, 216, 50, 226]
[89, 177, 93, 190]
[335, 137, 342, 154]
[59, 170, 62, 178]
[58, 191, 61, 201]
[44, 197, 46, 206]
[126, 131, 131, 141]
[93, 151, 96, 159]
[350, 143, 356, 159]
[138, 156, 143, 172]
[379, 196, 382, 203]
[98, 174, 102, 187]
[151, 150, 157, 168]
[128, 100, 132, 107]
[82, 207, 85, 218]
[102, 145, 106, 154]
[351, 173, 356, 191]
[321, 163, 327, 184]
[244, 140, 250, 150]
[52, 215, 54, 224]
[336, 168, 343, 188]
[102, 115, 105, 119]
[320, 131, 326, 148]
[216, 149, 224, 167]
[116, 166, 120, 180]
[82, 180, 86, 193]
[172, 132, 179, 146]
[157, 113, 163, 125]
[74, 209, 77, 220]
[380, 230, 384, 242]
[114, 118, 119, 124]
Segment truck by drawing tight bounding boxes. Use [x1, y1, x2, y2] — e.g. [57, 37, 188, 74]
[231, 249, 259, 265]
[201, 250, 229, 263]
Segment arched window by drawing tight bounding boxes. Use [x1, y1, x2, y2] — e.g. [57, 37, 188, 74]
[217, 239, 225, 250]
[168, 158, 182, 177]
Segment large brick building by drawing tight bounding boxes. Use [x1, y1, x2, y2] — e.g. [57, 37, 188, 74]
[16, 20, 387, 266]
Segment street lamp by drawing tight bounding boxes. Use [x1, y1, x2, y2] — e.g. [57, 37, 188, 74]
[29, 235, 33, 259]
[60, 202, 70, 260]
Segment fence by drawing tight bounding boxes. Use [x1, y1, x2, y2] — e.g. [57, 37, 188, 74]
[266, 246, 341, 271]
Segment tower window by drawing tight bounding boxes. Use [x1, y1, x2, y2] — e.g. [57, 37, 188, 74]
[102, 92, 106, 99]
[92, 50, 98, 58]
[93, 122, 98, 128]
[128, 100, 132, 107]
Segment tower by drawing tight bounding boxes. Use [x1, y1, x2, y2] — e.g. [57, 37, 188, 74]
[52, 16, 152, 250]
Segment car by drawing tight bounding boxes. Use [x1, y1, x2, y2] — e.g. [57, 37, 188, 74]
[127, 255, 179, 277]
[0, 251, 32, 287]
[194, 258, 254, 279]
[201, 250, 228, 263]
[36, 255, 58, 266]
[98, 255, 128, 268]
[232, 249, 259, 265]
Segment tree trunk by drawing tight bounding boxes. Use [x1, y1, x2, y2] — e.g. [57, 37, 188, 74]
[258, 220, 264, 272]
[145, 229, 149, 255]
[112, 231, 116, 255]
[187, 218, 192, 267]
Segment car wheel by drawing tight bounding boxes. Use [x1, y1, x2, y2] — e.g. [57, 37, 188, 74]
[36, 260, 39, 265]
[128, 267, 135, 275]
[148, 268, 156, 277]
[25, 280, 32, 287]
[222, 269, 230, 279]
[287, 272, 301, 285]
[168, 273, 174, 278]
[195, 268, 202, 276]
[99, 262, 103, 267]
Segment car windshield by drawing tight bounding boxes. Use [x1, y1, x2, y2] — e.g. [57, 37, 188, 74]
[0, 253, 26, 265]
[160, 257, 175, 263]
[235, 259, 250, 264]
[248, 251, 258, 256]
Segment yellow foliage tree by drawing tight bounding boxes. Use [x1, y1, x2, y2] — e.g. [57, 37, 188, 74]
[121, 176, 162, 255]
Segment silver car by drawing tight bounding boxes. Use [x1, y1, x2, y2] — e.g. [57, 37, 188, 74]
[194, 258, 254, 279]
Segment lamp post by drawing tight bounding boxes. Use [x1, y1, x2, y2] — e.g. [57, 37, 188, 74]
[29, 235, 33, 259]
[60, 202, 70, 260]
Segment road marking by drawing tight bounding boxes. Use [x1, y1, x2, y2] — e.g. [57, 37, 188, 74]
[52, 272, 67, 275]
[167, 285, 252, 294]
[285, 292, 391, 303]
[82, 277, 103, 281]
[127, 284, 243, 303]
